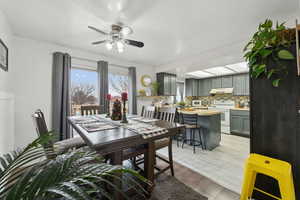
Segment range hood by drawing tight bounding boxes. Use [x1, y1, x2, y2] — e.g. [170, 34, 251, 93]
[210, 88, 234, 94]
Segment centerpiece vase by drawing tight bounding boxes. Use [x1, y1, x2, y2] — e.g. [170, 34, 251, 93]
[106, 94, 112, 118]
[121, 92, 128, 123]
[121, 100, 128, 123]
[106, 102, 110, 118]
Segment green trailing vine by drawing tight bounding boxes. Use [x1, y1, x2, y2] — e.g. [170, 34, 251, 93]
[244, 19, 296, 87]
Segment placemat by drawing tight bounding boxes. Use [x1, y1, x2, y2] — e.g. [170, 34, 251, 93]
[124, 121, 168, 139]
[130, 117, 159, 123]
[80, 122, 118, 132]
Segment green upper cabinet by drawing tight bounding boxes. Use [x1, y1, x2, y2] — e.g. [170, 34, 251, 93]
[198, 79, 204, 96]
[185, 78, 198, 96]
[157, 72, 177, 96]
[221, 76, 233, 88]
[233, 73, 249, 95]
[211, 77, 222, 88]
[244, 74, 250, 95]
[185, 73, 249, 97]
[202, 79, 212, 96]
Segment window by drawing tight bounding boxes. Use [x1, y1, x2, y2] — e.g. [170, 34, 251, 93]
[70, 68, 98, 115]
[108, 72, 129, 111]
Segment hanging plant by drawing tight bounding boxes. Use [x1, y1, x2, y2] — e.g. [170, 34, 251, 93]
[244, 19, 296, 87]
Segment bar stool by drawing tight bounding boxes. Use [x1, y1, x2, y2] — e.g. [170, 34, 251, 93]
[180, 113, 205, 153]
[240, 153, 295, 200]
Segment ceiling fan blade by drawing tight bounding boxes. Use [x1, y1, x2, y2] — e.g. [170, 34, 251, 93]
[88, 26, 108, 35]
[92, 40, 107, 45]
[125, 39, 144, 48]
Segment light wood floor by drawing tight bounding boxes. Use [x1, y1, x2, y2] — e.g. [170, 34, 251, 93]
[158, 134, 250, 194]
[157, 159, 240, 200]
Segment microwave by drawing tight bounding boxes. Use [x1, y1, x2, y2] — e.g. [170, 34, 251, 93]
[192, 100, 202, 107]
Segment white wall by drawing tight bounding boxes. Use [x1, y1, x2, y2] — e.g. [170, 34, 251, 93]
[11, 36, 155, 148]
[0, 10, 15, 154]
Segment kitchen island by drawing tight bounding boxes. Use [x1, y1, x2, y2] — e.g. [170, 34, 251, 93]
[178, 109, 221, 150]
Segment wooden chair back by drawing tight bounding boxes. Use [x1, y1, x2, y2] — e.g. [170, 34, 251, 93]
[80, 105, 103, 116]
[32, 109, 49, 137]
[157, 107, 177, 123]
[180, 113, 198, 125]
[32, 110, 54, 158]
[141, 106, 156, 118]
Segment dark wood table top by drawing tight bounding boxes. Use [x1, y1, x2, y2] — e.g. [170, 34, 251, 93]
[68, 115, 184, 155]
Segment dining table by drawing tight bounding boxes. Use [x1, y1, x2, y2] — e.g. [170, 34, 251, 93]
[67, 114, 184, 198]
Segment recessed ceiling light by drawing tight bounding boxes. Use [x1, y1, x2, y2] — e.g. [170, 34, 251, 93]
[226, 62, 249, 73]
[204, 66, 234, 76]
[186, 71, 214, 78]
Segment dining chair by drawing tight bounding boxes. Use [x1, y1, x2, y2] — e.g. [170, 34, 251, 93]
[80, 105, 104, 116]
[141, 105, 157, 118]
[134, 106, 177, 177]
[153, 107, 177, 177]
[180, 112, 205, 153]
[32, 109, 87, 157]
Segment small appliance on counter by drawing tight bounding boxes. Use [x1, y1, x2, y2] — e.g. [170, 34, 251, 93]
[192, 100, 202, 107]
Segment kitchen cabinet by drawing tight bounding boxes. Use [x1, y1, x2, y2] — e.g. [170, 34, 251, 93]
[185, 78, 198, 96]
[233, 73, 249, 95]
[157, 72, 177, 96]
[230, 109, 250, 137]
[211, 77, 222, 89]
[197, 79, 211, 96]
[186, 73, 249, 97]
[170, 75, 177, 95]
[202, 79, 212, 96]
[244, 74, 250, 95]
[198, 79, 204, 96]
[221, 76, 233, 88]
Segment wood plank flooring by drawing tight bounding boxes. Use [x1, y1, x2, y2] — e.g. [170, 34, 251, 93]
[158, 134, 250, 194]
[157, 160, 240, 199]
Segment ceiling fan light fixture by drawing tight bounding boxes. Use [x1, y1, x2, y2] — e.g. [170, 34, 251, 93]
[106, 41, 113, 50]
[117, 47, 124, 53]
[117, 41, 124, 53]
[116, 41, 125, 49]
[121, 26, 133, 36]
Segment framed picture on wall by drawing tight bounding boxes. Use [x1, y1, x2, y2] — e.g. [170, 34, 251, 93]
[0, 39, 8, 72]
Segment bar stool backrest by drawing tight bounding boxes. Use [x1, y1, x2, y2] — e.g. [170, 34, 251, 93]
[141, 106, 156, 118]
[181, 113, 198, 125]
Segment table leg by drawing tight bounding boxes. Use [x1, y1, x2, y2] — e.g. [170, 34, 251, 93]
[144, 141, 155, 192]
[110, 151, 123, 200]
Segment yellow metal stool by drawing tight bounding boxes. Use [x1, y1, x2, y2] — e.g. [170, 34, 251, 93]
[240, 153, 295, 200]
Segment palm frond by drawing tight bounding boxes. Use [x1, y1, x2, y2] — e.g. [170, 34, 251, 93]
[2, 142, 149, 200]
[0, 133, 55, 199]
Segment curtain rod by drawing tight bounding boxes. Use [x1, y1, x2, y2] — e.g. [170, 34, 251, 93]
[71, 56, 130, 69]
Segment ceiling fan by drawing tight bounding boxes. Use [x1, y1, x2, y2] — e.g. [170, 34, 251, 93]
[88, 24, 144, 53]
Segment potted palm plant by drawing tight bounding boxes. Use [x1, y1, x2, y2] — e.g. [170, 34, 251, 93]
[0, 133, 150, 200]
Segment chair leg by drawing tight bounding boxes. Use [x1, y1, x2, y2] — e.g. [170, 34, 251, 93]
[190, 129, 193, 145]
[201, 128, 206, 150]
[198, 129, 204, 150]
[192, 129, 196, 154]
[181, 128, 187, 149]
[168, 139, 174, 176]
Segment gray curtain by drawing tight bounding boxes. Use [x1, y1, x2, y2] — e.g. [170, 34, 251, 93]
[128, 67, 137, 114]
[52, 52, 71, 141]
[97, 60, 109, 113]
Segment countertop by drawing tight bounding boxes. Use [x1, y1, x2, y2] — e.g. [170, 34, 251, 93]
[230, 107, 250, 111]
[178, 109, 221, 116]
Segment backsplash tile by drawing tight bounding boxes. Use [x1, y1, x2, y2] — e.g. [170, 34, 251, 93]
[185, 95, 249, 107]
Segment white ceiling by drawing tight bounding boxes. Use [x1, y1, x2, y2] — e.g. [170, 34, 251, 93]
[0, 0, 298, 72]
